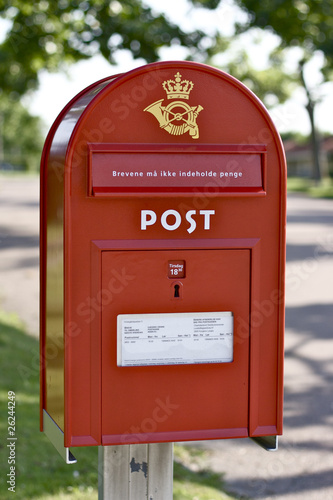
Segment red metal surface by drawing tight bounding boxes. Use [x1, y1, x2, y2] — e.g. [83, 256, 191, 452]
[39, 74, 122, 431]
[100, 245, 250, 445]
[40, 61, 286, 447]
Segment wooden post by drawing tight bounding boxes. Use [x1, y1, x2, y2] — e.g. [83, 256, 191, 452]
[98, 443, 173, 499]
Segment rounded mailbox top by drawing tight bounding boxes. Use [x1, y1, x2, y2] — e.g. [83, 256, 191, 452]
[41, 60, 286, 197]
[74, 60, 284, 146]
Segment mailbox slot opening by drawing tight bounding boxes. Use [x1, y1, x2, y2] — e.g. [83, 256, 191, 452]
[88, 143, 267, 197]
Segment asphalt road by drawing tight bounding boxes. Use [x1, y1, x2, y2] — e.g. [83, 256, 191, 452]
[0, 175, 39, 335]
[0, 175, 332, 499]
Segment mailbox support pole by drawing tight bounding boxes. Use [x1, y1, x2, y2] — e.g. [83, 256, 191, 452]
[98, 443, 173, 499]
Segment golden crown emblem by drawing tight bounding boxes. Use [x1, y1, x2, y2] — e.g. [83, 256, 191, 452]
[162, 72, 194, 100]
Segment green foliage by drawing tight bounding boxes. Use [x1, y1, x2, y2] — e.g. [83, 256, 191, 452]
[229, 0, 333, 109]
[218, 48, 297, 107]
[281, 131, 309, 143]
[190, 0, 221, 8]
[287, 177, 333, 198]
[230, 0, 333, 180]
[233, 0, 333, 76]
[234, 0, 333, 57]
[0, 95, 43, 170]
[0, 0, 217, 96]
[173, 445, 237, 499]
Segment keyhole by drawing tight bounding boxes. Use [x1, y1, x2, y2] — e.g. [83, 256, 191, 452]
[174, 284, 180, 298]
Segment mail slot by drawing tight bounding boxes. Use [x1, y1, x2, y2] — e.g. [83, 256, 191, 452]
[40, 61, 286, 458]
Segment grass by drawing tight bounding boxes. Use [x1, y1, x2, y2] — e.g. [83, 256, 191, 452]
[0, 311, 239, 500]
[174, 446, 237, 499]
[287, 176, 333, 198]
[0, 311, 99, 500]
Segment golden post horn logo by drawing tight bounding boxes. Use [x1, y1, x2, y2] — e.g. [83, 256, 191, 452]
[144, 72, 203, 139]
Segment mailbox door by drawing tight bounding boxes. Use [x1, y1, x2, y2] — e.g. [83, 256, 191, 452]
[96, 245, 250, 444]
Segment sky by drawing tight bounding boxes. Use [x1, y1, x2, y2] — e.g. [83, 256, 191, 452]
[3, 0, 333, 137]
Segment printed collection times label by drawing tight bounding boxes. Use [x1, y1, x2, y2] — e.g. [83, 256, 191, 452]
[117, 312, 233, 367]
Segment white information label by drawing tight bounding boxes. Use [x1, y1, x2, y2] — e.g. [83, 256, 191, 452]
[117, 312, 233, 367]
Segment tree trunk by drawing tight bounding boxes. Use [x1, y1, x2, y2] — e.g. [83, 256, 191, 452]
[306, 99, 321, 182]
[300, 63, 322, 182]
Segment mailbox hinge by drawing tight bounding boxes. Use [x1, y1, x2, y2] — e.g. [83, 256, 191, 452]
[250, 435, 278, 451]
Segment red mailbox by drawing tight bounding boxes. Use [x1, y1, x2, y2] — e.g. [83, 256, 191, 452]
[40, 61, 286, 461]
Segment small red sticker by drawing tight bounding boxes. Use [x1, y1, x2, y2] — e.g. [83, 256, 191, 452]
[168, 260, 185, 279]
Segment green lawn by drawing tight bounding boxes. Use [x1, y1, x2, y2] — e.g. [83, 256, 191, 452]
[0, 311, 238, 500]
[287, 177, 333, 198]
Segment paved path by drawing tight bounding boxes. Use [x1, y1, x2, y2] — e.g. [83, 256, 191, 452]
[0, 175, 39, 335]
[0, 175, 332, 498]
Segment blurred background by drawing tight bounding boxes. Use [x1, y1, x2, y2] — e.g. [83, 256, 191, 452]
[0, 1, 332, 499]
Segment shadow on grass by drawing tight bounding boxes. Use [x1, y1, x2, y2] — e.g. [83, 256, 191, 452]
[0, 312, 98, 500]
[173, 447, 242, 500]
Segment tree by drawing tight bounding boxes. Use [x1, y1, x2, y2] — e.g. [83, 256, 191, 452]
[0, 95, 44, 170]
[0, 0, 218, 97]
[232, 0, 333, 180]
[2, 0, 331, 180]
[206, 37, 297, 110]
